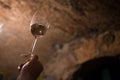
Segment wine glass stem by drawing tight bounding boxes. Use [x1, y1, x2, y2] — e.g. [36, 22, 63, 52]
[30, 37, 38, 56]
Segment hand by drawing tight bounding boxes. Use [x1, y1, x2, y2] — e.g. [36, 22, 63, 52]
[17, 55, 43, 80]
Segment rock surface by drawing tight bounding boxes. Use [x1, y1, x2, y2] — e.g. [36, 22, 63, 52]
[0, 0, 120, 79]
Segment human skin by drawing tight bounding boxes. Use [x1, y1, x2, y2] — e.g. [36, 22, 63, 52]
[17, 55, 43, 80]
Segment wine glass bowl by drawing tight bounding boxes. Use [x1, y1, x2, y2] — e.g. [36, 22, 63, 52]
[30, 10, 50, 38]
[30, 23, 49, 38]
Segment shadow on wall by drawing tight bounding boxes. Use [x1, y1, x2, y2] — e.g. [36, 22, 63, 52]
[71, 55, 120, 80]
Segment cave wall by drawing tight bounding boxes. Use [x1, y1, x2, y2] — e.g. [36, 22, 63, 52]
[0, 0, 120, 79]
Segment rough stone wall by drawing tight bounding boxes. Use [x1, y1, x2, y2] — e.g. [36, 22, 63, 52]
[0, 0, 119, 79]
[42, 31, 120, 80]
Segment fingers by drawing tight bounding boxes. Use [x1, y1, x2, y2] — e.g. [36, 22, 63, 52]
[18, 55, 39, 71]
[30, 55, 39, 62]
[18, 63, 24, 71]
[29, 55, 43, 71]
[18, 59, 29, 71]
[18, 55, 43, 79]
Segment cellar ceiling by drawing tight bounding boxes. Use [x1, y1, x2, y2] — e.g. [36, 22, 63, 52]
[0, 0, 120, 79]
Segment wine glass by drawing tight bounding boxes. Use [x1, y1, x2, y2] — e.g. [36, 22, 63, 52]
[21, 10, 50, 57]
[30, 10, 50, 56]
